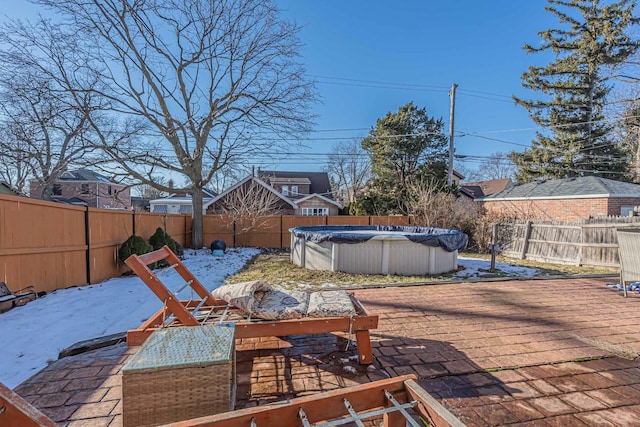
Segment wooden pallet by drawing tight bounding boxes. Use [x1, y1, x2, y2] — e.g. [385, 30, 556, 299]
[167, 374, 466, 427]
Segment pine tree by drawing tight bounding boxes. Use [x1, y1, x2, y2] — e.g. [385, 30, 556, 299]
[511, 0, 639, 183]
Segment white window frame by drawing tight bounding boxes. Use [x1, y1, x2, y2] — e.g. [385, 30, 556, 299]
[282, 185, 289, 196]
[291, 185, 298, 196]
[302, 207, 328, 216]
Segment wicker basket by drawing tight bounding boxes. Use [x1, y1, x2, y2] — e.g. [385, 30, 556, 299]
[122, 325, 236, 427]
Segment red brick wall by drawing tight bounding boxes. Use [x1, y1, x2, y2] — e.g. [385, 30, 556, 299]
[482, 196, 640, 221]
[29, 181, 131, 209]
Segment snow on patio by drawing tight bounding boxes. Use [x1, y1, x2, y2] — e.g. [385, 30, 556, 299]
[0, 249, 538, 389]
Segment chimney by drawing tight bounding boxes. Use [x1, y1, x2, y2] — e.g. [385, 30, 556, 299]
[168, 179, 174, 189]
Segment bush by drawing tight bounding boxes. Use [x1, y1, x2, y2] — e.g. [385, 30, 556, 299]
[149, 227, 184, 257]
[117, 235, 153, 265]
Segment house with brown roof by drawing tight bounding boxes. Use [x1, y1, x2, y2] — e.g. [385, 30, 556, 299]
[461, 178, 513, 199]
[205, 171, 342, 216]
[29, 169, 131, 209]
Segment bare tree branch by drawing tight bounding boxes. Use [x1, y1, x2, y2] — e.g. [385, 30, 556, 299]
[33, 0, 316, 247]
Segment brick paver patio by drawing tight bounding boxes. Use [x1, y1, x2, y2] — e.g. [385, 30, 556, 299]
[13, 276, 640, 426]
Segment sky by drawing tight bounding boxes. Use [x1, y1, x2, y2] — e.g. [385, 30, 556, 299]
[0, 248, 539, 390]
[1, 1, 565, 178]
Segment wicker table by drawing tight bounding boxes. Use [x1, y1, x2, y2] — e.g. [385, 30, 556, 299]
[122, 324, 235, 427]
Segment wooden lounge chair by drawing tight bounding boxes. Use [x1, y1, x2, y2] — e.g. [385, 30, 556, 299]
[0, 382, 57, 427]
[166, 374, 466, 427]
[0, 282, 37, 313]
[125, 246, 378, 364]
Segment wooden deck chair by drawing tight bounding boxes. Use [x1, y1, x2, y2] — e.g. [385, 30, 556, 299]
[125, 246, 378, 364]
[0, 382, 57, 427]
[0, 282, 37, 313]
[125, 245, 217, 327]
[167, 374, 466, 427]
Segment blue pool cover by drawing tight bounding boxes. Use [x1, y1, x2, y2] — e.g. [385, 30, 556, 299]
[290, 225, 468, 252]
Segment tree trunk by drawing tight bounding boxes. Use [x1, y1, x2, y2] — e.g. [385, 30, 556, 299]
[192, 187, 204, 249]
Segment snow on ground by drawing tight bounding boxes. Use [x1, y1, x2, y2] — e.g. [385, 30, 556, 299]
[454, 256, 539, 279]
[0, 248, 259, 389]
[0, 249, 538, 389]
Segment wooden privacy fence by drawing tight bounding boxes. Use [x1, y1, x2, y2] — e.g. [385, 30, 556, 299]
[0, 194, 415, 293]
[498, 216, 640, 268]
[0, 194, 191, 294]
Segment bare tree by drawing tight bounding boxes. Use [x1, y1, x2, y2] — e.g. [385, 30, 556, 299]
[325, 139, 370, 206]
[215, 178, 286, 246]
[0, 130, 31, 194]
[462, 153, 516, 182]
[32, 0, 315, 248]
[0, 21, 103, 199]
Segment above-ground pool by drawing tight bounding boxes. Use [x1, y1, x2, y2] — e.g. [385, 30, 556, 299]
[290, 225, 468, 276]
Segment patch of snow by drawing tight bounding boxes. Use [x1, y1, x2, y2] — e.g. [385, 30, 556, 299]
[453, 256, 539, 279]
[342, 365, 358, 374]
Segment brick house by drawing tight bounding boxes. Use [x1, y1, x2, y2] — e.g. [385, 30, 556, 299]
[205, 171, 342, 216]
[481, 176, 640, 221]
[29, 169, 131, 209]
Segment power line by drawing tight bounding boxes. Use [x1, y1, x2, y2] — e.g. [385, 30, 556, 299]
[309, 75, 450, 90]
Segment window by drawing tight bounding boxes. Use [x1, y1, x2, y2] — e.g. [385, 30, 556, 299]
[81, 184, 90, 195]
[53, 184, 62, 196]
[282, 185, 289, 196]
[291, 185, 298, 196]
[302, 207, 328, 216]
[108, 185, 113, 195]
[621, 206, 636, 217]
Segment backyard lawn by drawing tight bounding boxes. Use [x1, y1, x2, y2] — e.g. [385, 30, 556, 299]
[227, 250, 617, 289]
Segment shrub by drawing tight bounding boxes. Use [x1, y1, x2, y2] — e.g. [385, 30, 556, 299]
[149, 227, 184, 257]
[117, 235, 153, 265]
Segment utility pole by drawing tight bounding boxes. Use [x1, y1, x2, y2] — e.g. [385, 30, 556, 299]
[447, 83, 458, 187]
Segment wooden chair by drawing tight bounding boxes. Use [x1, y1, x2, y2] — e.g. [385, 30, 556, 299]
[0, 382, 57, 427]
[0, 282, 37, 313]
[125, 246, 378, 364]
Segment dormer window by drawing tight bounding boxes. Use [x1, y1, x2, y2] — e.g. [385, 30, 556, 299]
[291, 185, 298, 196]
[282, 185, 289, 196]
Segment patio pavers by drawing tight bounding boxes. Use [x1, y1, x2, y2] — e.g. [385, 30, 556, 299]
[13, 276, 640, 426]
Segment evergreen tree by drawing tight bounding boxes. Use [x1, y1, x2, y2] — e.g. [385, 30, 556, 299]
[353, 102, 448, 215]
[511, 0, 639, 183]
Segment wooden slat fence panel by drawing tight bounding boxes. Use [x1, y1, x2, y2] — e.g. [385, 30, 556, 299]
[203, 215, 234, 249]
[134, 212, 168, 240]
[370, 216, 411, 226]
[88, 208, 134, 283]
[236, 216, 281, 248]
[327, 216, 369, 226]
[526, 222, 582, 265]
[499, 216, 640, 268]
[0, 195, 87, 293]
[164, 215, 190, 248]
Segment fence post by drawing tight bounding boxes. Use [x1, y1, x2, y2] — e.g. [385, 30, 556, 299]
[132, 211, 136, 236]
[520, 220, 532, 260]
[85, 207, 91, 285]
[280, 215, 283, 249]
[233, 219, 236, 248]
[576, 225, 584, 266]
